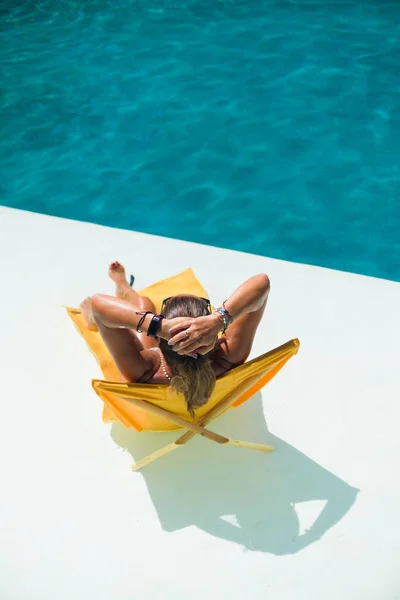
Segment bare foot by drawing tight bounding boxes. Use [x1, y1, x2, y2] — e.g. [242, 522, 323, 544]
[80, 297, 98, 331]
[108, 261, 130, 298]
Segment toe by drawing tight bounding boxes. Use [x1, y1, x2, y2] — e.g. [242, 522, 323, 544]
[110, 261, 125, 273]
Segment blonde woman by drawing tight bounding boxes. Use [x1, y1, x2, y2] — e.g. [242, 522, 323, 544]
[80, 262, 270, 416]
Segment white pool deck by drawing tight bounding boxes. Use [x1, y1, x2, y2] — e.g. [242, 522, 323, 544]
[1, 206, 399, 600]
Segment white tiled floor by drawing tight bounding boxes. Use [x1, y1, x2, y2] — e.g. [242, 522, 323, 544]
[1, 207, 399, 600]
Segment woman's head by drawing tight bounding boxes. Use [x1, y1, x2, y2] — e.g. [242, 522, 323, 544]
[159, 295, 216, 417]
[160, 294, 211, 319]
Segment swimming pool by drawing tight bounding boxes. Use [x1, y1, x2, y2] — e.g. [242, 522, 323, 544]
[1, 0, 399, 282]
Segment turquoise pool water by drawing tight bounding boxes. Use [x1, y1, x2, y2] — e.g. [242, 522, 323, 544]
[1, 1, 399, 281]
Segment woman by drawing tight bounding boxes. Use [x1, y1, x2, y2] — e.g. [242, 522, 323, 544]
[80, 262, 270, 417]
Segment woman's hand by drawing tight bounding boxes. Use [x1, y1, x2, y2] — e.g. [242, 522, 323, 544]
[159, 317, 188, 340]
[165, 314, 223, 356]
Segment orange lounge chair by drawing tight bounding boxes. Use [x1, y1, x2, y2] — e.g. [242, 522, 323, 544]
[66, 269, 299, 471]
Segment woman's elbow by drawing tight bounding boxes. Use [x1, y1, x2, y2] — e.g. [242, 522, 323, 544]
[256, 273, 271, 296]
[90, 293, 107, 318]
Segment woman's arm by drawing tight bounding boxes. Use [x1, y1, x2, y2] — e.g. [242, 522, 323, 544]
[89, 294, 189, 382]
[168, 274, 270, 364]
[91, 294, 155, 331]
[218, 273, 270, 322]
[214, 273, 270, 366]
[90, 294, 185, 338]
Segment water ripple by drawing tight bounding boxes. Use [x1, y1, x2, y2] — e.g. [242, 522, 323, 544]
[1, 0, 400, 280]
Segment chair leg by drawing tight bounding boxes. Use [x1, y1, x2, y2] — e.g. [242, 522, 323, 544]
[226, 440, 275, 452]
[132, 438, 274, 471]
[132, 442, 180, 471]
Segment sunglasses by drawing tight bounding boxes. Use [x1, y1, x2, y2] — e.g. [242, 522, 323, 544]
[160, 296, 211, 315]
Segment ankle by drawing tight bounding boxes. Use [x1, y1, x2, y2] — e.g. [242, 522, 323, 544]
[117, 284, 131, 299]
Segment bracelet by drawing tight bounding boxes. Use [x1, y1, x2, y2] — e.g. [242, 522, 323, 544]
[136, 311, 152, 333]
[147, 314, 165, 338]
[213, 308, 229, 334]
[222, 300, 234, 324]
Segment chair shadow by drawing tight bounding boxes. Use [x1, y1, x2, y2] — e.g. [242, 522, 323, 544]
[110, 393, 359, 554]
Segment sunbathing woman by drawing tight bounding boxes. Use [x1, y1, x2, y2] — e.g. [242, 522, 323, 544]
[80, 263, 270, 416]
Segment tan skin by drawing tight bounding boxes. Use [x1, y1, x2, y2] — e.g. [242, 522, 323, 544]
[80, 263, 270, 384]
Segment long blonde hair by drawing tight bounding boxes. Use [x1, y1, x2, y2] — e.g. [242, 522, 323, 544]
[159, 295, 216, 417]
